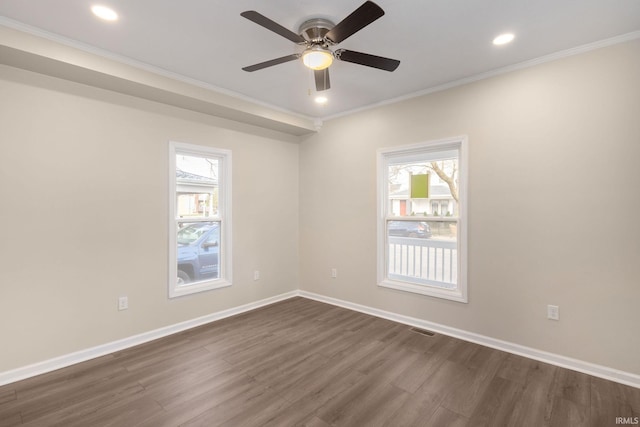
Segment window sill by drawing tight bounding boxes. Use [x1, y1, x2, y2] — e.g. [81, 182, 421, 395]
[169, 278, 232, 299]
[378, 278, 467, 303]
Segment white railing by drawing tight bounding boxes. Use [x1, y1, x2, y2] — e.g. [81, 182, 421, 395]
[388, 237, 457, 289]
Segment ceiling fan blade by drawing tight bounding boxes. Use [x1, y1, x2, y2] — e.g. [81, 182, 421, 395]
[336, 49, 400, 71]
[242, 54, 300, 72]
[241, 11, 306, 44]
[324, 1, 385, 44]
[314, 69, 331, 92]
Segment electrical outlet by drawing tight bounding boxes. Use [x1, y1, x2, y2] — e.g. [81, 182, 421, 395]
[547, 305, 559, 320]
[118, 296, 128, 311]
[253, 270, 260, 281]
[331, 268, 337, 278]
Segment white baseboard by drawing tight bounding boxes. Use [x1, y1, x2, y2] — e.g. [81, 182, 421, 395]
[298, 291, 640, 389]
[3, 289, 638, 389]
[0, 291, 298, 387]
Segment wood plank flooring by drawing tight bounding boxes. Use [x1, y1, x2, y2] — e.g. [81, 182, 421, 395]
[1, 297, 638, 426]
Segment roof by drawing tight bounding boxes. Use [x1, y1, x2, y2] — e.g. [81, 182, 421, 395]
[176, 169, 217, 185]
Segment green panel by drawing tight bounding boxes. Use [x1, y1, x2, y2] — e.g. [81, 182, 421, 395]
[410, 174, 429, 198]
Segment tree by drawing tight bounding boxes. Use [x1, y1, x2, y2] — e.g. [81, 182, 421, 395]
[429, 161, 458, 203]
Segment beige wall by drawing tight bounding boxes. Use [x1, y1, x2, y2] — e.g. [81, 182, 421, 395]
[1, 38, 638, 378]
[0, 65, 299, 372]
[299, 39, 640, 375]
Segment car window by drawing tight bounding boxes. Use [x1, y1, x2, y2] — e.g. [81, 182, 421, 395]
[204, 227, 219, 245]
[177, 225, 210, 245]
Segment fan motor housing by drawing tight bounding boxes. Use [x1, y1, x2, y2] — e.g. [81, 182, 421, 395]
[298, 18, 335, 44]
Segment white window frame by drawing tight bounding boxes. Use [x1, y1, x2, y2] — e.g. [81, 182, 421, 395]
[377, 136, 468, 303]
[169, 141, 232, 298]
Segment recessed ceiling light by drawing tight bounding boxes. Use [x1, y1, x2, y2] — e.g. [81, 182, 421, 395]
[493, 33, 515, 46]
[91, 5, 118, 21]
[315, 96, 328, 104]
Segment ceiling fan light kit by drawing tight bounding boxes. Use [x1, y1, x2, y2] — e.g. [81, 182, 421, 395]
[241, 1, 400, 92]
[302, 47, 334, 70]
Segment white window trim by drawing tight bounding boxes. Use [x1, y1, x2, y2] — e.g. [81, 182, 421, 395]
[377, 136, 468, 303]
[168, 141, 232, 298]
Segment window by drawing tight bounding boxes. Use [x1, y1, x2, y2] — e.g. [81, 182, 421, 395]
[169, 141, 232, 298]
[377, 136, 467, 302]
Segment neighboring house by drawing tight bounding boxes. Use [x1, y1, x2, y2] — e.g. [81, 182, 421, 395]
[389, 173, 456, 217]
[176, 169, 218, 219]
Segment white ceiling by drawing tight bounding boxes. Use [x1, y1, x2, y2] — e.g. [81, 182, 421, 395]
[1, 0, 639, 120]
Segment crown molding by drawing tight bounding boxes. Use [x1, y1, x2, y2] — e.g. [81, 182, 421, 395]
[0, 17, 318, 136]
[321, 31, 640, 122]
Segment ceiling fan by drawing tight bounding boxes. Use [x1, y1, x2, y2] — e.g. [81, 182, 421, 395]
[240, 1, 400, 92]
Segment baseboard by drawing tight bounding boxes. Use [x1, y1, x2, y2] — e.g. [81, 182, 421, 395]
[3, 289, 638, 389]
[298, 290, 640, 389]
[0, 290, 298, 387]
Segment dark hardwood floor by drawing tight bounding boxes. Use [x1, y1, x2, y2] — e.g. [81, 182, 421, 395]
[1, 297, 638, 426]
